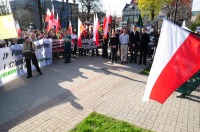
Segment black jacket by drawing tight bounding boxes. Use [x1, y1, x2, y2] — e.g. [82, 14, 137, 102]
[140, 33, 150, 49]
[129, 31, 140, 45]
[109, 36, 118, 48]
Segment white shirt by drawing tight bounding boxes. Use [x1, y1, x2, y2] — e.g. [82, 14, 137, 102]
[119, 33, 129, 44]
[71, 34, 77, 39]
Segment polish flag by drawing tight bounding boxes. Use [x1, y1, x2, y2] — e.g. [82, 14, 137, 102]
[15, 21, 21, 38]
[142, 19, 200, 104]
[95, 14, 100, 46]
[93, 14, 96, 42]
[55, 13, 61, 33]
[68, 20, 72, 34]
[45, 8, 51, 22]
[103, 10, 111, 38]
[47, 4, 55, 32]
[77, 18, 85, 47]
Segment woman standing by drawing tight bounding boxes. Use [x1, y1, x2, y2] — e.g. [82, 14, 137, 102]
[22, 37, 42, 78]
[109, 31, 118, 63]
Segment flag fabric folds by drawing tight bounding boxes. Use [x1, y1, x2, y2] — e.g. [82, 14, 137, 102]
[103, 10, 111, 39]
[142, 19, 200, 104]
[77, 18, 85, 47]
[15, 21, 21, 38]
[55, 13, 61, 33]
[46, 4, 56, 32]
[68, 20, 72, 34]
[93, 14, 100, 46]
[45, 8, 51, 22]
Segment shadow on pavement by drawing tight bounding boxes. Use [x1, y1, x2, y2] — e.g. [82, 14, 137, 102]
[0, 55, 147, 131]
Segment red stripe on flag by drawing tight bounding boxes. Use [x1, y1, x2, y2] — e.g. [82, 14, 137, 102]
[150, 33, 200, 104]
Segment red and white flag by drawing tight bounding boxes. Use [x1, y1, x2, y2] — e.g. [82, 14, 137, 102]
[93, 14, 100, 46]
[15, 21, 21, 38]
[77, 18, 85, 47]
[93, 14, 96, 42]
[47, 4, 55, 32]
[103, 9, 112, 38]
[55, 13, 61, 33]
[68, 20, 72, 34]
[45, 8, 51, 22]
[142, 19, 200, 104]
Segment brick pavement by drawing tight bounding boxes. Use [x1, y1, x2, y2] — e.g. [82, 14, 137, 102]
[0, 55, 199, 132]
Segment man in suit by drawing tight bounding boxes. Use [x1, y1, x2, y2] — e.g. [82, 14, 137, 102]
[139, 28, 150, 65]
[129, 26, 140, 63]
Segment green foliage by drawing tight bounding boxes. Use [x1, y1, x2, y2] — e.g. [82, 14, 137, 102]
[0, 0, 10, 16]
[70, 112, 153, 132]
[138, 0, 173, 20]
[140, 64, 152, 75]
[188, 13, 200, 31]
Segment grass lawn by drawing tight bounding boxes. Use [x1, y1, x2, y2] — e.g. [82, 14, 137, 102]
[70, 112, 153, 132]
[140, 64, 152, 75]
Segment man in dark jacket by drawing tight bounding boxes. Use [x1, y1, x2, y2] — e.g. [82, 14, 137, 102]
[139, 28, 150, 65]
[129, 26, 140, 63]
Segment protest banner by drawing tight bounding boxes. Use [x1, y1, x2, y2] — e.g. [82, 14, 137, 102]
[0, 39, 52, 86]
[52, 39, 74, 52]
[0, 15, 17, 40]
[52, 39, 103, 52]
[176, 71, 200, 95]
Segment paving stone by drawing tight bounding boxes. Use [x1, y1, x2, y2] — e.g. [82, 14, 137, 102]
[0, 57, 199, 132]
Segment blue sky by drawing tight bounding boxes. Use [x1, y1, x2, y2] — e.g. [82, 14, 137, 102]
[65, 0, 199, 16]
[192, 0, 200, 11]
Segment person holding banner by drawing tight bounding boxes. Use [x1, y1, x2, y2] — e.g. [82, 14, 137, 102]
[63, 30, 72, 63]
[22, 37, 42, 78]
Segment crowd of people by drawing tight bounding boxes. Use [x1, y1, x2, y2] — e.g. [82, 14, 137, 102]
[0, 26, 161, 78]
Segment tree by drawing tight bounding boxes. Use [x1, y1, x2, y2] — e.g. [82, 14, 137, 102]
[165, 0, 192, 21]
[189, 13, 200, 31]
[0, 0, 10, 16]
[138, 0, 173, 20]
[78, 0, 102, 21]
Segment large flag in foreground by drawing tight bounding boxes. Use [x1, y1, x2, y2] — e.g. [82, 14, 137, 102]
[142, 19, 200, 104]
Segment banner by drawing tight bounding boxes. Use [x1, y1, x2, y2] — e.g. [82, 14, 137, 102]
[80, 39, 103, 49]
[52, 39, 103, 52]
[176, 70, 200, 95]
[52, 39, 74, 52]
[0, 39, 52, 86]
[0, 15, 17, 40]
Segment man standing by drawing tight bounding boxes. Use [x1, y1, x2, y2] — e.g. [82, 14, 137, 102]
[129, 26, 140, 63]
[139, 28, 150, 65]
[119, 29, 129, 63]
[63, 30, 72, 63]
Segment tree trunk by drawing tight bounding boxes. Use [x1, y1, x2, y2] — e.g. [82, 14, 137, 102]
[151, 10, 155, 20]
[86, 5, 91, 21]
[38, 0, 43, 30]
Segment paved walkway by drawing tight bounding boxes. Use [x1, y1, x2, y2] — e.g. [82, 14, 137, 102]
[0, 55, 199, 132]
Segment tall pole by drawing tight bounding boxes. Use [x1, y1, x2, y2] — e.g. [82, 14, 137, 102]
[38, 0, 43, 30]
[173, 0, 179, 23]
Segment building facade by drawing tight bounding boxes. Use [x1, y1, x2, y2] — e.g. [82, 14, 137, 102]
[10, 0, 78, 29]
[122, 0, 140, 24]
